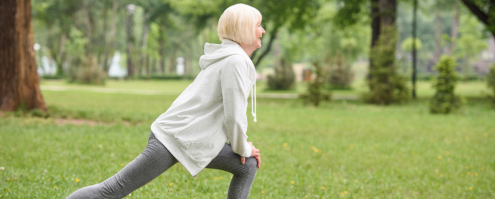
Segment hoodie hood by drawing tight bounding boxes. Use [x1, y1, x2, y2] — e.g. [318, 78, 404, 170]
[199, 39, 252, 70]
[199, 39, 257, 123]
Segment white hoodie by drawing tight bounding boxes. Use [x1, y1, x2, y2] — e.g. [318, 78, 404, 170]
[151, 39, 257, 177]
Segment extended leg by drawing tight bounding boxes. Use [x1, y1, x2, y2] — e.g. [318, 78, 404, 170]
[206, 144, 258, 199]
[67, 132, 178, 199]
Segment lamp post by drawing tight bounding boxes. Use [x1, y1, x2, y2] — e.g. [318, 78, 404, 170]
[125, 4, 136, 79]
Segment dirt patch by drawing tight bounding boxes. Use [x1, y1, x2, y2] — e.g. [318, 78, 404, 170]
[54, 118, 135, 126]
[55, 118, 108, 126]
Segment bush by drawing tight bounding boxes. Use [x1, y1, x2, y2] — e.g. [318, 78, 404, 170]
[299, 61, 331, 107]
[328, 61, 354, 90]
[487, 65, 495, 105]
[67, 54, 106, 85]
[430, 56, 462, 114]
[267, 55, 295, 90]
[363, 26, 409, 105]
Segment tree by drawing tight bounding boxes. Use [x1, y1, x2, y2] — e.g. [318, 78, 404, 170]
[171, 0, 319, 68]
[32, 0, 83, 76]
[456, 14, 487, 81]
[0, 0, 47, 112]
[335, 0, 408, 104]
[430, 56, 462, 114]
[461, 0, 495, 39]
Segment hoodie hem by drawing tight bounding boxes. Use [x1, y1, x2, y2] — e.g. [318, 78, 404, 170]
[151, 123, 205, 177]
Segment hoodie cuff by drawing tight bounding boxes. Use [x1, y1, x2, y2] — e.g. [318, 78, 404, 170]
[243, 142, 252, 157]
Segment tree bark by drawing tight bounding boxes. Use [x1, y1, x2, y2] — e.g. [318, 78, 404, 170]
[0, 0, 47, 112]
[412, 0, 418, 99]
[252, 27, 278, 67]
[103, 0, 118, 73]
[125, 11, 135, 78]
[449, 2, 459, 56]
[369, 0, 380, 80]
[140, 13, 150, 74]
[367, 0, 397, 91]
[82, 0, 93, 55]
[158, 24, 166, 74]
[435, 7, 442, 61]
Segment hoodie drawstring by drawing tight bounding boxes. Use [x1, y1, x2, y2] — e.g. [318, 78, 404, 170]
[251, 81, 257, 122]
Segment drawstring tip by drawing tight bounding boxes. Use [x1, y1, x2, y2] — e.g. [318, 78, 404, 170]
[252, 113, 257, 122]
[253, 117, 257, 122]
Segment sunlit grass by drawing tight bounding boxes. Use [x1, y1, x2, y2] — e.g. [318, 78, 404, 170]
[1, 81, 494, 198]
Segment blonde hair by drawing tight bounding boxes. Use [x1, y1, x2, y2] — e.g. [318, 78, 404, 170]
[217, 4, 262, 45]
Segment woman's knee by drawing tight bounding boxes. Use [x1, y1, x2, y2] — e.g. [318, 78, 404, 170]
[242, 157, 258, 175]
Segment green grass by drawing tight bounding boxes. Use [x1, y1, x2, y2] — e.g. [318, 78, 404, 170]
[40, 78, 491, 98]
[1, 81, 494, 198]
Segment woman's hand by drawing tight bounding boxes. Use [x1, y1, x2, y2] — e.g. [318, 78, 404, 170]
[240, 142, 261, 168]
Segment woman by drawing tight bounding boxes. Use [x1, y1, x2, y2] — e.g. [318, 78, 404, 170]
[67, 3, 265, 199]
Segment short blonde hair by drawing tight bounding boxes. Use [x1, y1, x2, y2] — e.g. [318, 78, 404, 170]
[217, 4, 262, 45]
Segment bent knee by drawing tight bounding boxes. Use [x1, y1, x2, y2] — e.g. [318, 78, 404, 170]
[243, 158, 258, 174]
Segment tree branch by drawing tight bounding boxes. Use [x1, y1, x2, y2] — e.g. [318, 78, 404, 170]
[461, 0, 489, 26]
[253, 27, 279, 68]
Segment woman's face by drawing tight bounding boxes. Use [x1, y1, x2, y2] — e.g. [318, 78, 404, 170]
[254, 19, 265, 48]
[245, 19, 265, 50]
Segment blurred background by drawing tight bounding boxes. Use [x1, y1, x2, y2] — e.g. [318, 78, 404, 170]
[1, 0, 495, 198]
[31, 0, 493, 87]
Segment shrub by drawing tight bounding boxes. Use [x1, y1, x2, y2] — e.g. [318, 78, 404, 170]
[267, 55, 295, 90]
[299, 61, 331, 107]
[327, 60, 354, 90]
[487, 65, 495, 105]
[363, 26, 409, 105]
[430, 56, 462, 114]
[67, 54, 106, 85]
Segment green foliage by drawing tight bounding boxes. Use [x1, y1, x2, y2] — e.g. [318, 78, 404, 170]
[267, 55, 296, 90]
[29, 109, 50, 118]
[327, 59, 354, 90]
[332, 0, 368, 28]
[67, 55, 106, 85]
[364, 26, 409, 105]
[487, 66, 495, 105]
[401, 37, 422, 52]
[456, 15, 488, 81]
[299, 62, 331, 107]
[430, 56, 462, 114]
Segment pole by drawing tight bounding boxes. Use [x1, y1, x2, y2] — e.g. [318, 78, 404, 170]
[412, 0, 418, 99]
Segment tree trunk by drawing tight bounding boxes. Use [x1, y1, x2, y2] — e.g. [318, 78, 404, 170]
[412, 0, 418, 99]
[55, 33, 66, 76]
[125, 11, 135, 78]
[169, 48, 178, 74]
[435, 7, 442, 62]
[252, 27, 278, 67]
[158, 24, 166, 74]
[82, 0, 92, 55]
[367, 0, 398, 97]
[140, 13, 150, 73]
[368, 0, 396, 81]
[103, 0, 118, 73]
[0, 0, 47, 112]
[449, 2, 459, 56]
[369, 0, 380, 81]
[145, 56, 150, 80]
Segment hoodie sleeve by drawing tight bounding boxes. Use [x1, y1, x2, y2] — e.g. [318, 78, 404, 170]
[221, 56, 253, 158]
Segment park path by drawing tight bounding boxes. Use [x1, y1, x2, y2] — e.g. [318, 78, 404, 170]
[40, 85, 358, 100]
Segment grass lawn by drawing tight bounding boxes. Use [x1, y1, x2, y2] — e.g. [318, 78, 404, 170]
[1, 80, 494, 198]
[40, 78, 491, 98]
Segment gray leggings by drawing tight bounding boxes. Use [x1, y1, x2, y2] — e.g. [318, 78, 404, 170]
[66, 132, 257, 199]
